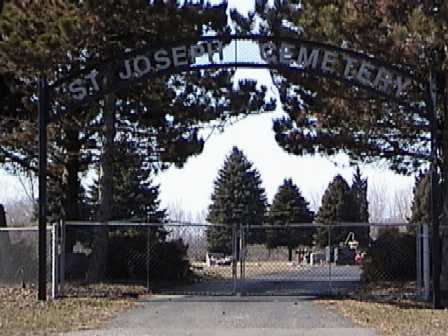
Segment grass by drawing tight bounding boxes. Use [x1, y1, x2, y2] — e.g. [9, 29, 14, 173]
[0, 285, 146, 336]
[320, 299, 448, 336]
[318, 283, 448, 336]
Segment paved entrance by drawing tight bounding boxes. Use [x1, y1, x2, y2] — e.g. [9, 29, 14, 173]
[65, 296, 377, 336]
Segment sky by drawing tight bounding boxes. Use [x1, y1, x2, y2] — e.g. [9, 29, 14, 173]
[0, 0, 416, 221]
[153, 0, 415, 218]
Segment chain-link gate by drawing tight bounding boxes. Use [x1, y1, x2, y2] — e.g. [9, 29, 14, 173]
[239, 223, 430, 298]
[239, 224, 359, 296]
[55, 221, 430, 299]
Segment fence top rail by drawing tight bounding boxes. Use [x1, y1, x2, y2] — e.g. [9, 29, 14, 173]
[0, 226, 53, 232]
[64, 221, 228, 228]
[248, 222, 423, 228]
[63, 221, 425, 228]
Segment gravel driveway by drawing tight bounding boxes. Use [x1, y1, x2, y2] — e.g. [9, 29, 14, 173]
[65, 295, 377, 336]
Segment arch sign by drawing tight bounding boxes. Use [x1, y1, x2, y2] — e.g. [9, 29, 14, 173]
[49, 35, 424, 121]
[37, 35, 439, 301]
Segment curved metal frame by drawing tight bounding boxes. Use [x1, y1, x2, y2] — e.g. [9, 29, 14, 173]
[37, 34, 441, 305]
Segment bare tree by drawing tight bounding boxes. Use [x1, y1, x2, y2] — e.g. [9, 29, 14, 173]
[368, 179, 413, 223]
[368, 180, 389, 223]
[17, 172, 37, 206]
[2, 198, 34, 227]
[389, 185, 413, 222]
[167, 201, 206, 224]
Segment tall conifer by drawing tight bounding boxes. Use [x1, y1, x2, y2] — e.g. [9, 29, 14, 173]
[207, 147, 267, 254]
[267, 178, 314, 261]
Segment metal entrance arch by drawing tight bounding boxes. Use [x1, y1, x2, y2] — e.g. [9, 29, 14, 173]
[37, 34, 441, 304]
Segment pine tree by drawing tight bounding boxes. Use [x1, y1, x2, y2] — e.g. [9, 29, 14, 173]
[410, 171, 431, 226]
[267, 178, 314, 261]
[315, 175, 359, 247]
[351, 167, 369, 223]
[350, 167, 370, 245]
[207, 147, 268, 255]
[87, 136, 166, 223]
[84, 136, 170, 280]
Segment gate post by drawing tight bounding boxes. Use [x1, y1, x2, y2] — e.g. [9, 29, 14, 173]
[232, 223, 238, 295]
[59, 219, 65, 297]
[423, 224, 431, 301]
[51, 222, 58, 299]
[239, 224, 246, 296]
[416, 225, 422, 290]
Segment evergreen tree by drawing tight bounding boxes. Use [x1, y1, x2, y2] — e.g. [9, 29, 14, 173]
[350, 167, 370, 244]
[87, 136, 166, 223]
[267, 178, 314, 261]
[410, 171, 431, 226]
[315, 175, 359, 247]
[351, 167, 369, 223]
[207, 147, 268, 255]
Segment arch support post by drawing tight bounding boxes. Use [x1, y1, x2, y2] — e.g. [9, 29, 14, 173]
[429, 68, 442, 309]
[38, 77, 49, 301]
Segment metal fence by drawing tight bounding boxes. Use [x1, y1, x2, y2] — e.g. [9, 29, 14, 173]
[0, 226, 53, 293]
[54, 221, 430, 300]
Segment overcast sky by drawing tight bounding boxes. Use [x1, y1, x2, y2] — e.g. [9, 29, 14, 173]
[0, 0, 415, 221]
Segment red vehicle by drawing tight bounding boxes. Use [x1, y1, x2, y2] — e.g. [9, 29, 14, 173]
[355, 252, 366, 265]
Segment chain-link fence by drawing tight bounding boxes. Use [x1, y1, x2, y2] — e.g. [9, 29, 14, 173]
[60, 222, 237, 296]
[58, 221, 430, 300]
[0, 226, 53, 293]
[241, 223, 428, 298]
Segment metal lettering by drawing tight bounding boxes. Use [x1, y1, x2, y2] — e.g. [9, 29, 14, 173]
[119, 60, 133, 80]
[373, 67, 393, 92]
[261, 42, 278, 63]
[280, 43, 294, 65]
[134, 55, 152, 76]
[154, 49, 171, 70]
[356, 62, 375, 86]
[190, 44, 206, 63]
[207, 40, 224, 63]
[297, 46, 319, 69]
[85, 70, 100, 92]
[321, 50, 338, 73]
[343, 55, 357, 78]
[68, 79, 87, 101]
[172, 46, 189, 67]
[395, 76, 412, 97]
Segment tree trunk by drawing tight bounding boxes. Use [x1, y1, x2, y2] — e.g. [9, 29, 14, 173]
[62, 127, 82, 253]
[288, 247, 293, 262]
[62, 128, 81, 221]
[87, 94, 115, 282]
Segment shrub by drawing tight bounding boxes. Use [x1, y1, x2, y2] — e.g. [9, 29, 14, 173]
[105, 229, 191, 283]
[362, 229, 416, 283]
[149, 239, 191, 282]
